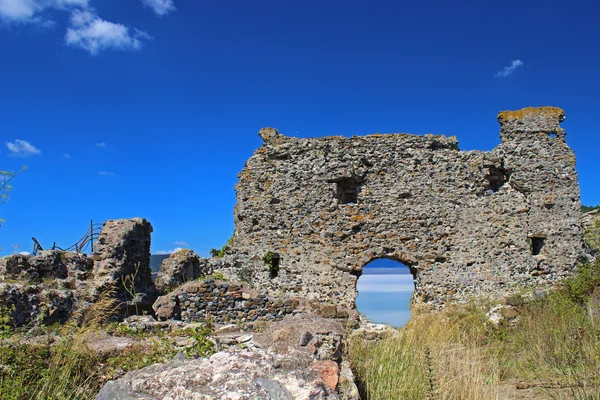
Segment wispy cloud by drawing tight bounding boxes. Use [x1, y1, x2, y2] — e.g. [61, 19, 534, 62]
[494, 59, 524, 78]
[63, 153, 71, 159]
[0, 0, 41, 22]
[98, 171, 117, 177]
[95, 142, 107, 148]
[5, 139, 41, 157]
[155, 247, 184, 255]
[65, 9, 151, 55]
[357, 275, 415, 293]
[0, 0, 156, 54]
[141, 0, 175, 16]
[0, 0, 88, 25]
[173, 241, 189, 246]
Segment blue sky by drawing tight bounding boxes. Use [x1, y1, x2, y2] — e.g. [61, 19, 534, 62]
[1, 0, 599, 256]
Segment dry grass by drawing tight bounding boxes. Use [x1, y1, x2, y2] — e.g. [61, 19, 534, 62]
[350, 305, 501, 400]
[350, 258, 600, 400]
[0, 283, 215, 400]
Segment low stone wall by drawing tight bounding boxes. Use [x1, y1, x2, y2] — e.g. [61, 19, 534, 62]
[153, 278, 295, 324]
[152, 278, 357, 325]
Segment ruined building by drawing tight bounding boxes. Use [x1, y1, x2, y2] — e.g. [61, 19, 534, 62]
[225, 107, 584, 307]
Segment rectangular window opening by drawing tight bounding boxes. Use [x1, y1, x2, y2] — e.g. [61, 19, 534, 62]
[530, 237, 546, 256]
[269, 254, 280, 279]
[336, 179, 360, 204]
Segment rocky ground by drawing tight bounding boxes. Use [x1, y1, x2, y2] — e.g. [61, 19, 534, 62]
[1, 212, 598, 399]
[96, 314, 361, 400]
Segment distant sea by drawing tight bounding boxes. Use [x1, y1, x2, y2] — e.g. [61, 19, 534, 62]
[356, 274, 413, 327]
[356, 259, 414, 327]
[150, 254, 169, 274]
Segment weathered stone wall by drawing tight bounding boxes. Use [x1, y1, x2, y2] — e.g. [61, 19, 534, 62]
[90, 218, 157, 313]
[224, 107, 584, 307]
[154, 249, 212, 294]
[0, 251, 93, 326]
[153, 279, 295, 324]
[0, 218, 158, 327]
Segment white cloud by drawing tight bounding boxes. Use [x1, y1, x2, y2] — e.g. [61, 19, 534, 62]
[54, 0, 88, 7]
[0, 0, 87, 24]
[0, 0, 39, 21]
[141, 0, 175, 16]
[494, 59, 524, 78]
[65, 9, 151, 55]
[1, 1, 153, 55]
[98, 171, 117, 177]
[63, 153, 71, 158]
[173, 241, 189, 246]
[95, 142, 107, 148]
[357, 275, 415, 293]
[155, 247, 183, 255]
[5, 139, 41, 157]
[19, 251, 31, 255]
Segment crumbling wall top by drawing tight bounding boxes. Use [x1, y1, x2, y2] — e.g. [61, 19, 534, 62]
[498, 106, 566, 141]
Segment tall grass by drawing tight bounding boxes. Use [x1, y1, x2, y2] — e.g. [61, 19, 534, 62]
[0, 285, 214, 399]
[350, 257, 600, 400]
[350, 305, 501, 400]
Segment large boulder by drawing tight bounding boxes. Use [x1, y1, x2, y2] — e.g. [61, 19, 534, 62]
[97, 313, 360, 400]
[96, 347, 339, 400]
[90, 218, 157, 315]
[154, 249, 210, 293]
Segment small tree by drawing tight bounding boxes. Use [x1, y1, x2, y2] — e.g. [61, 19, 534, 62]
[0, 167, 26, 226]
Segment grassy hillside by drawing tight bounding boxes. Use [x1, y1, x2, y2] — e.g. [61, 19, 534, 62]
[582, 205, 600, 213]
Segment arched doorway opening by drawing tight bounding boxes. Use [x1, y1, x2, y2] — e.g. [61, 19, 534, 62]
[355, 258, 415, 327]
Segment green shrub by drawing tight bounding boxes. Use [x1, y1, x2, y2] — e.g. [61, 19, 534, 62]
[236, 267, 252, 283]
[561, 260, 600, 304]
[0, 320, 215, 399]
[209, 235, 234, 258]
[263, 252, 279, 276]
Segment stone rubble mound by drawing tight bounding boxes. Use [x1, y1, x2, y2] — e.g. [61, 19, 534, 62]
[97, 314, 359, 400]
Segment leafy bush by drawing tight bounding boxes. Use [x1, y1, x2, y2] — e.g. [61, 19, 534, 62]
[209, 235, 234, 258]
[263, 252, 279, 277]
[236, 267, 252, 283]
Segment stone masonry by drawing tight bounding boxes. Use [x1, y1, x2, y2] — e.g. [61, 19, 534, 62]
[153, 278, 295, 324]
[224, 107, 584, 308]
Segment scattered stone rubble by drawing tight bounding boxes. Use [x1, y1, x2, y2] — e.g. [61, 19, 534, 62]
[97, 314, 359, 400]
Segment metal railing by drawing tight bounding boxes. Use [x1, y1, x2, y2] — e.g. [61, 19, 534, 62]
[31, 220, 103, 256]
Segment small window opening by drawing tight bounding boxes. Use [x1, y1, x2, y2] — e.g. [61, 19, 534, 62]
[264, 252, 280, 279]
[336, 178, 361, 204]
[484, 165, 510, 193]
[548, 133, 557, 138]
[530, 237, 546, 256]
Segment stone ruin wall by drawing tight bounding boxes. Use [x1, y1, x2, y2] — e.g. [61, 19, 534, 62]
[225, 107, 584, 308]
